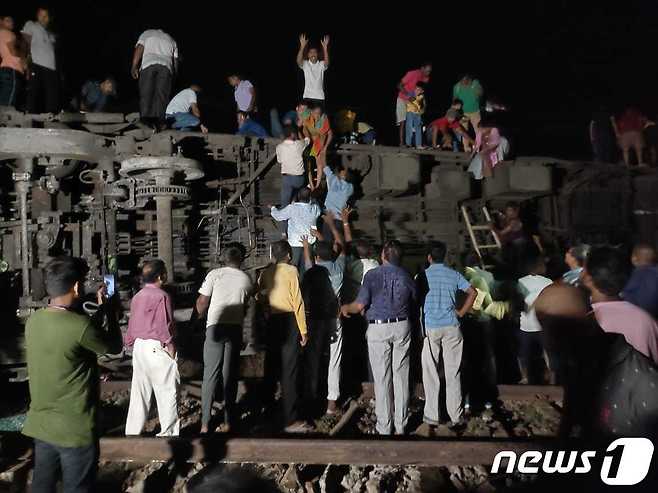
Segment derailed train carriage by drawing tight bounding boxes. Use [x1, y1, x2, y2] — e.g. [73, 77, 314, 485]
[0, 108, 654, 379]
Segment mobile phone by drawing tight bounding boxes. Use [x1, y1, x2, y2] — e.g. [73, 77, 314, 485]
[103, 274, 115, 297]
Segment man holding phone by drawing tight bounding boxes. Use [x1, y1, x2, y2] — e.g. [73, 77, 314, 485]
[124, 259, 180, 436]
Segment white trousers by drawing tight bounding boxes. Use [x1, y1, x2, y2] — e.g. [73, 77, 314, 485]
[328, 318, 343, 401]
[125, 338, 180, 436]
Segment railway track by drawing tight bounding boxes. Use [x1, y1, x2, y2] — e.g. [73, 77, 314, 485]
[0, 383, 564, 491]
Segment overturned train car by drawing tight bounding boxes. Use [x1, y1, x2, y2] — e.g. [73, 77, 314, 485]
[0, 108, 653, 378]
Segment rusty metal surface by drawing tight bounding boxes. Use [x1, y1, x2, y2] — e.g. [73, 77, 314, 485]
[98, 436, 553, 466]
[0, 108, 649, 373]
[0, 127, 108, 162]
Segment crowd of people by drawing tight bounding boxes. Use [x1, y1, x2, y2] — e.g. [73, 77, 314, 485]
[22, 193, 658, 490]
[4, 6, 658, 492]
[0, 8, 515, 181]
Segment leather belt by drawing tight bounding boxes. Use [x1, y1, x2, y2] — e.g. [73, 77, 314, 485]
[368, 317, 408, 325]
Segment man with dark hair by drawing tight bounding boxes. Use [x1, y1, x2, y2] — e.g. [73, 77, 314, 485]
[21, 6, 58, 113]
[453, 74, 483, 130]
[536, 284, 658, 442]
[131, 28, 178, 127]
[275, 123, 309, 234]
[622, 243, 658, 318]
[228, 73, 256, 113]
[257, 241, 310, 432]
[395, 63, 432, 146]
[341, 240, 417, 434]
[236, 111, 268, 137]
[23, 256, 122, 493]
[322, 163, 354, 242]
[301, 217, 350, 415]
[270, 186, 320, 274]
[165, 84, 208, 132]
[196, 246, 253, 433]
[418, 242, 476, 428]
[561, 243, 590, 286]
[516, 252, 553, 383]
[582, 246, 658, 364]
[124, 259, 180, 436]
[296, 34, 330, 107]
[0, 15, 27, 107]
[76, 77, 117, 113]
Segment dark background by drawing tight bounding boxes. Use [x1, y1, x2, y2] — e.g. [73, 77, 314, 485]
[8, 1, 658, 157]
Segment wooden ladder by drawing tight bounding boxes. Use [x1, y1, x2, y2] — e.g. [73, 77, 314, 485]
[461, 205, 502, 268]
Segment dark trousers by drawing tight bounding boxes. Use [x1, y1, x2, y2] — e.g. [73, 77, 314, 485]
[201, 324, 242, 428]
[321, 218, 343, 244]
[264, 313, 301, 426]
[27, 64, 59, 113]
[138, 64, 172, 120]
[32, 438, 97, 493]
[279, 174, 306, 235]
[0, 67, 24, 107]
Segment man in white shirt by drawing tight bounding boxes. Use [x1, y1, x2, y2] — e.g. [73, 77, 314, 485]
[131, 29, 179, 127]
[517, 255, 553, 384]
[195, 245, 253, 433]
[21, 7, 58, 113]
[165, 85, 207, 133]
[275, 125, 309, 234]
[270, 187, 320, 274]
[296, 34, 330, 107]
[227, 74, 256, 113]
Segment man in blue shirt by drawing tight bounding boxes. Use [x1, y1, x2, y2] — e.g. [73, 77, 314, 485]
[341, 240, 417, 435]
[236, 111, 268, 138]
[77, 77, 116, 112]
[418, 242, 476, 427]
[623, 243, 658, 319]
[322, 164, 353, 242]
[270, 187, 320, 274]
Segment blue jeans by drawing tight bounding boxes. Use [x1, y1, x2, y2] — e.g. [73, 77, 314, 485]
[32, 438, 97, 493]
[405, 112, 422, 147]
[0, 67, 23, 107]
[168, 112, 200, 131]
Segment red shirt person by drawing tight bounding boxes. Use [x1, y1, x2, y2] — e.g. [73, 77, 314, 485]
[614, 106, 647, 166]
[430, 109, 472, 149]
[395, 63, 431, 145]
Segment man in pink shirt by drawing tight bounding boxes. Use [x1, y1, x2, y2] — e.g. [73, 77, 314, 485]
[395, 63, 431, 146]
[124, 259, 180, 436]
[0, 15, 27, 107]
[582, 246, 658, 365]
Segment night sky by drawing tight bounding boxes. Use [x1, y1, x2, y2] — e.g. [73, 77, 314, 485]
[9, 1, 658, 157]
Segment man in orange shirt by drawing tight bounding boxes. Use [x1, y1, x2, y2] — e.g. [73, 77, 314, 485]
[0, 15, 27, 107]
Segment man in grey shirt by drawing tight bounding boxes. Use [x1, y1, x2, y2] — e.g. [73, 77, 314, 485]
[21, 6, 58, 113]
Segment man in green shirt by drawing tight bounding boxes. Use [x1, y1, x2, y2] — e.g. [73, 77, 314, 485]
[452, 75, 483, 130]
[23, 256, 122, 493]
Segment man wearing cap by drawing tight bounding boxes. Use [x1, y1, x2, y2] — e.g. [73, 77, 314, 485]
[77, 77, 117, 112]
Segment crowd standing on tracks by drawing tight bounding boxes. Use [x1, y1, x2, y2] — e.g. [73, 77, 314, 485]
[4, 6, 658, 492]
